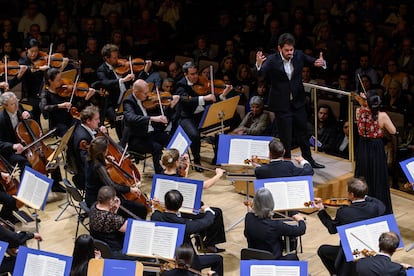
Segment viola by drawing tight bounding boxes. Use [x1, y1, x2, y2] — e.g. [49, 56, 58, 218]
[304, 198, 351, 208]
[142, 91, 173, 110]
[15, 118, 55, 175]
[0, 155, 23, 208]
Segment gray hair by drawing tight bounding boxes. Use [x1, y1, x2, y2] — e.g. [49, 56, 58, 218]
[0, 92, 17, 106]
[249, 96, 264, 107]
[253, 188, 274, 218]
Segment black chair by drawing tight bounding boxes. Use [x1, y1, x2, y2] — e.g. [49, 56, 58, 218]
[94, 239, 112, 259]
[240, 248, 275, 260]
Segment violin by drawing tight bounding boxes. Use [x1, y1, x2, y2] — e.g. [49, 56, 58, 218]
[31, 52, 74, 69]
[352, 92, 368, 107]
[244, 155, 270, 166]
[0, 155, 23, 208]
[15, 118, 55, 175]
[352, 248, 376, 258]
[115, 58, 164, 75]
[55, 79, 109, 98]
[142, 91, 173, 110]
[192, 75, 212, 96]
[304, 198, 351, 207]
[0, 60, 24, 76]
[210, 79, 243, 95]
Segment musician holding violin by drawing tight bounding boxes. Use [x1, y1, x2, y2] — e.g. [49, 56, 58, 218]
[86, 136, 147, 220]
[0, 158, 20, 224]
[316, 178, 386, 276]
[174, 61, 216, 171]
[121, 79, 179, 174]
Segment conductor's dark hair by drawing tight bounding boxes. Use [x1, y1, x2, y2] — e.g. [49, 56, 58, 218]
[164, 189, 183, 211]
[97, 185, 116, 204]
[269, 138, 284, 159]
[278, 33, 296, 47]
[45, 68, 60, 86]
[347, 178, 368, 198]
[182, 61, 197, 74]
[378, 232, 400, 255]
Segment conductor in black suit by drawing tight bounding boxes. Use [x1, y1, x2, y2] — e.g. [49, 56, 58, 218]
[255, 138, 313, 179]
[316, 178, 386, 276]
[356, 231, 412, 276]
[256, 33, 326, 168]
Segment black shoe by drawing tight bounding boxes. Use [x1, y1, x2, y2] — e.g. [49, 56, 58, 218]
[310, 161, 325, 169]
[195, 166, 204, 173]
[200, 246, 225, 253]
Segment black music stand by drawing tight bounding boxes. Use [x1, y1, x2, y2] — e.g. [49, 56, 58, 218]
[46, 125, 77, 221]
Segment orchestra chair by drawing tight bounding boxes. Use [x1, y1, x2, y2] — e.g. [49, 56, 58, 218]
[127, 151, 152, 173]
[190, 233, 208, 255]
[240, 248, 274, 260]
[61, 179, 90, 237]
[94, 239, 112, 259]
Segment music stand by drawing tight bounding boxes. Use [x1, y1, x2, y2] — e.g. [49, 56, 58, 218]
[45, 125, 76, 221]
[199, 95, 240, 136]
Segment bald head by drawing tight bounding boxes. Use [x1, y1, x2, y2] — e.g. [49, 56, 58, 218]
[132, 79, 149, 101]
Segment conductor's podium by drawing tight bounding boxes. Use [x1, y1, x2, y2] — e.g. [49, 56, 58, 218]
[233, 150, 353, 199]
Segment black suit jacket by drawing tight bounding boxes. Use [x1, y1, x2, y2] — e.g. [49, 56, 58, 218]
[67, 122, 94, 175]
[318, 196, 386, 234]
[122, 93, 151, 139]
[255, 160, 314, 179]
[259, 50, 316, 112]
[356, 254, 406, 276]
[0, 107, 27, 154]
[96, 62, 123, 106]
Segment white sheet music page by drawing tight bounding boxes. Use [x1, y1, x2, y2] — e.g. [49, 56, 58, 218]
[18, 170, 50, 210]
[127, 220, 155, 256]
[151, 226, 178, 259]
[169, 132, 188, 156]
[177, 182, 197, 211]
[265, 181, 289, 210]
[250, 265, 276, 276]
[23, 253, 66, 276]
[154, 178, 177, 204]
[406, 161, 414, 181]
[229, 139, 250, 164]
[249, 140, 270, 159]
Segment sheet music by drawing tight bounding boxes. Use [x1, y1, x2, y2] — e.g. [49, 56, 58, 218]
[177, 182, 197, 209]
[127, 220, 155, 256]
[229, 139, 250, 164]
[250, 265, 276, 276]
[151, 226, 178, 259]
[18, 171, 50, 210]
[153, 179, 177, 203]
[23, 253, 66, 276]
[249, 140, 270, 158]
[264, 180, 311, 210]
[169, 132, 188, 156]
[275, 266, 300, 276]
[265, 182, 288, 210]
[406, 161, 414, 181]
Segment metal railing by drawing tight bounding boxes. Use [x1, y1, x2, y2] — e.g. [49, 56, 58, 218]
[303, 83, 355, 166]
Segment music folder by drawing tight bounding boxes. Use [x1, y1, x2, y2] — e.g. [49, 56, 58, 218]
[240, 260, 308, 276]
[87, 258, 143, 276]
[166, 125, 192, 156]
[400, 157, 414, 184]
[0, 240, 9, 265]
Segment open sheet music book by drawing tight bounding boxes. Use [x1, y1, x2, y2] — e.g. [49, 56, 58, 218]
[123, 219, 185, 260]
[166, 125, 192, 157]
[14, 166, 53, 210]
[151, 174, 203, 214]
[254, 176, 314, 210]
[400, 157, 414, 183]
[240, 260, 308, 276]
[337, 214, 402, 261]
[217, 134, 273, 165]
[13, 246, 72, 276]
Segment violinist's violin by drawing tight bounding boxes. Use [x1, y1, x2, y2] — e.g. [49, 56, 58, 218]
[31, 52, 74, 69]
[0, 156, 23, 208]
[352, 248, 376, 258]
[192, 75, 211, 96]
[351, 92, 368, 107]
[304, 198, 351, 208]
[115, 58, 164, 75]
[0, 61, 24, 76]
[142, 91, 173, 110]
[244, 155, 270, 166]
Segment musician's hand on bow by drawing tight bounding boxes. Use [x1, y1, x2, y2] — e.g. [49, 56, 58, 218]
[215, 168, 225, 178]
[17, 65, 28, 79]
[98, 125, 108, 134]
[292, 155, 305, 164]
[256, 51, 266, 68]
[122, 73, 135, 83]
[151, 115, 168, 124]
[204, 93, 216, 102]
[58, 102, 72, 109]
[33, 233, 43, 241]
[0, 81, 9, 91]
[170, 95, 180, 108]
[0, 172, 11, 183]
[85, 88, 96, 100]
[130, 187, 142, 197]
[222, 84, 233, 97]
[292, 213, 305, 222]
[13, 143, 25, 154]
[144, 60, 152, 73]
[21, 111, 31, 119]
[314, 197, 324, 210]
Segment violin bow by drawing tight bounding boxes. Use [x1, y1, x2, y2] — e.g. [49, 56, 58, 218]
[128, 55, 133, 75]
[4, 55, 8, 87]
[68, 74, 80, 111]
[47, 43, 53, 68]
[357, 73, 367, 97]
[118, 142, 128, 167]
[155, 86, 165, 117]
[10, 164, 19, 180]
[209, 65, 214, 95]
[349, 232, 376, 253]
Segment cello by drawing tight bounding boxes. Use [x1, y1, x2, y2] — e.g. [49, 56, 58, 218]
[0, 155, 23, 208]
[15, 118, 55, 175]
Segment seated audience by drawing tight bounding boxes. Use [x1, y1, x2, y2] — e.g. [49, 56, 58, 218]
[308, 104, 339, 153]
[232, 96, 271, 136]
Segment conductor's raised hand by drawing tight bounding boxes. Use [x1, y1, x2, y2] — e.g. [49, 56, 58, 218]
[256, 51, 266, 68]
[314, 51, 326, 68]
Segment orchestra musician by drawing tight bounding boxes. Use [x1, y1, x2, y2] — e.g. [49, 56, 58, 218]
[151, 189, 224, 275]
[356, 232, 413, 275]
[161, 149, 226, 253]
[174, 61, 216, 172]
[244, 187, 306, 260]
[0, 167, 19, 223]
[121, 79, 179, 174]
[85, 136, 147, 220]
[255, 138, 314, 179]
[67, 105, 107, 190]
[89, 185, 131, 260]
[316, 178, 386, 276]
[96, 43, 135, 139]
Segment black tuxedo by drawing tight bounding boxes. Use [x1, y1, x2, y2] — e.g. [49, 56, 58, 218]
[255, 160, 314, 179]
[151, 210, 223, 275]
[356, 254, 406, 276]
[121, 93, 170, 174]
[258, 50, 318, 160]
[317, 197, 386, 276]
[174, 77, 213, 163]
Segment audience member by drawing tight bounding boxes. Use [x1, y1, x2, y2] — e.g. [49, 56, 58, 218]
[18, 1, 47, 37]
[308, 104, 339, 153]
[381, 59, 409, 92]
[232, 96, 271, 136]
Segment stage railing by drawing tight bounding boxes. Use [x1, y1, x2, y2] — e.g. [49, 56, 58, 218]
[303, 83, 355, 167]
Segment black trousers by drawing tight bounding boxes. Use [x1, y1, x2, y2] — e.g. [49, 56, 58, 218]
[179, 114, 202, 163]
[275, 105, 313, 161]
